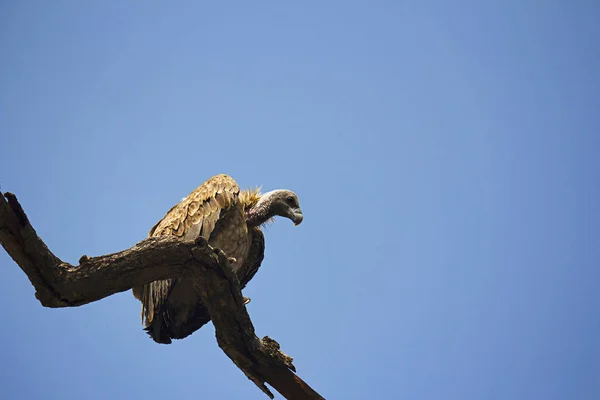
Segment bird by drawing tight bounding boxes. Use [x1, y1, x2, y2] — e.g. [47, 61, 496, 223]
[132, 174, 303, 344]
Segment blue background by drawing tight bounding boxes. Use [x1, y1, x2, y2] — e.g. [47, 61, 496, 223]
[1, 1, 599, 399]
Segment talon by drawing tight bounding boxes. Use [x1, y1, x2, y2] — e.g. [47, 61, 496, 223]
[243, 297, 251, 305]
[227, 257, 237, 263]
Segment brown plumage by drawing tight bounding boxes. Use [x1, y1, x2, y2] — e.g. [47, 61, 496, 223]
[132, 174, 303, 344]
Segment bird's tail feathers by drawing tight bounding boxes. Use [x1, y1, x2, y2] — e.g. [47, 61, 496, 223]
[141, 279, 173, 344]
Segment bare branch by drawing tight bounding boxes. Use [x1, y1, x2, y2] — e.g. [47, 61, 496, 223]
[0, 191, 324, 400]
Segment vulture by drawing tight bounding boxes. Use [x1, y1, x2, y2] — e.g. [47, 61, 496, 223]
[132, 174, 303, 344]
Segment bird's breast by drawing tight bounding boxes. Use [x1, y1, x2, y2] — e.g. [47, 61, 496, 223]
[208, 206, 252, 271]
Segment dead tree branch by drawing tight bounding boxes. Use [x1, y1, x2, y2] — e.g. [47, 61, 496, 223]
[0, 191, 324, 400]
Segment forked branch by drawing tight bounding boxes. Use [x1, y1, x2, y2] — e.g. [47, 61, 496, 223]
[0, 191, 324, 400]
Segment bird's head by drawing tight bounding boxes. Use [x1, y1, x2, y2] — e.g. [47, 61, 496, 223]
[247, 189, 303, 227]
[269, 190, 304, 226]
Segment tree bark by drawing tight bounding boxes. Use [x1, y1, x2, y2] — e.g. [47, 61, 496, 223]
[0, 191, 324, 400]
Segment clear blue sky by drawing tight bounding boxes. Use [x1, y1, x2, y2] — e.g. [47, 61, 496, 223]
[1, 1, 599, 399]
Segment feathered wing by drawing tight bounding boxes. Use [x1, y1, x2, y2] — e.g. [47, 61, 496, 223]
[238, 227, 265, 289]
[132, 174, 239, 343]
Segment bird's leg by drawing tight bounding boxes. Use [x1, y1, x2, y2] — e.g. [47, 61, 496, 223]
[220, 255, 248, 303]
[224, 256, 248, 303]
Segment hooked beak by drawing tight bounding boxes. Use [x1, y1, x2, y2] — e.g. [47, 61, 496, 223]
[292, 208, 303, 226]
